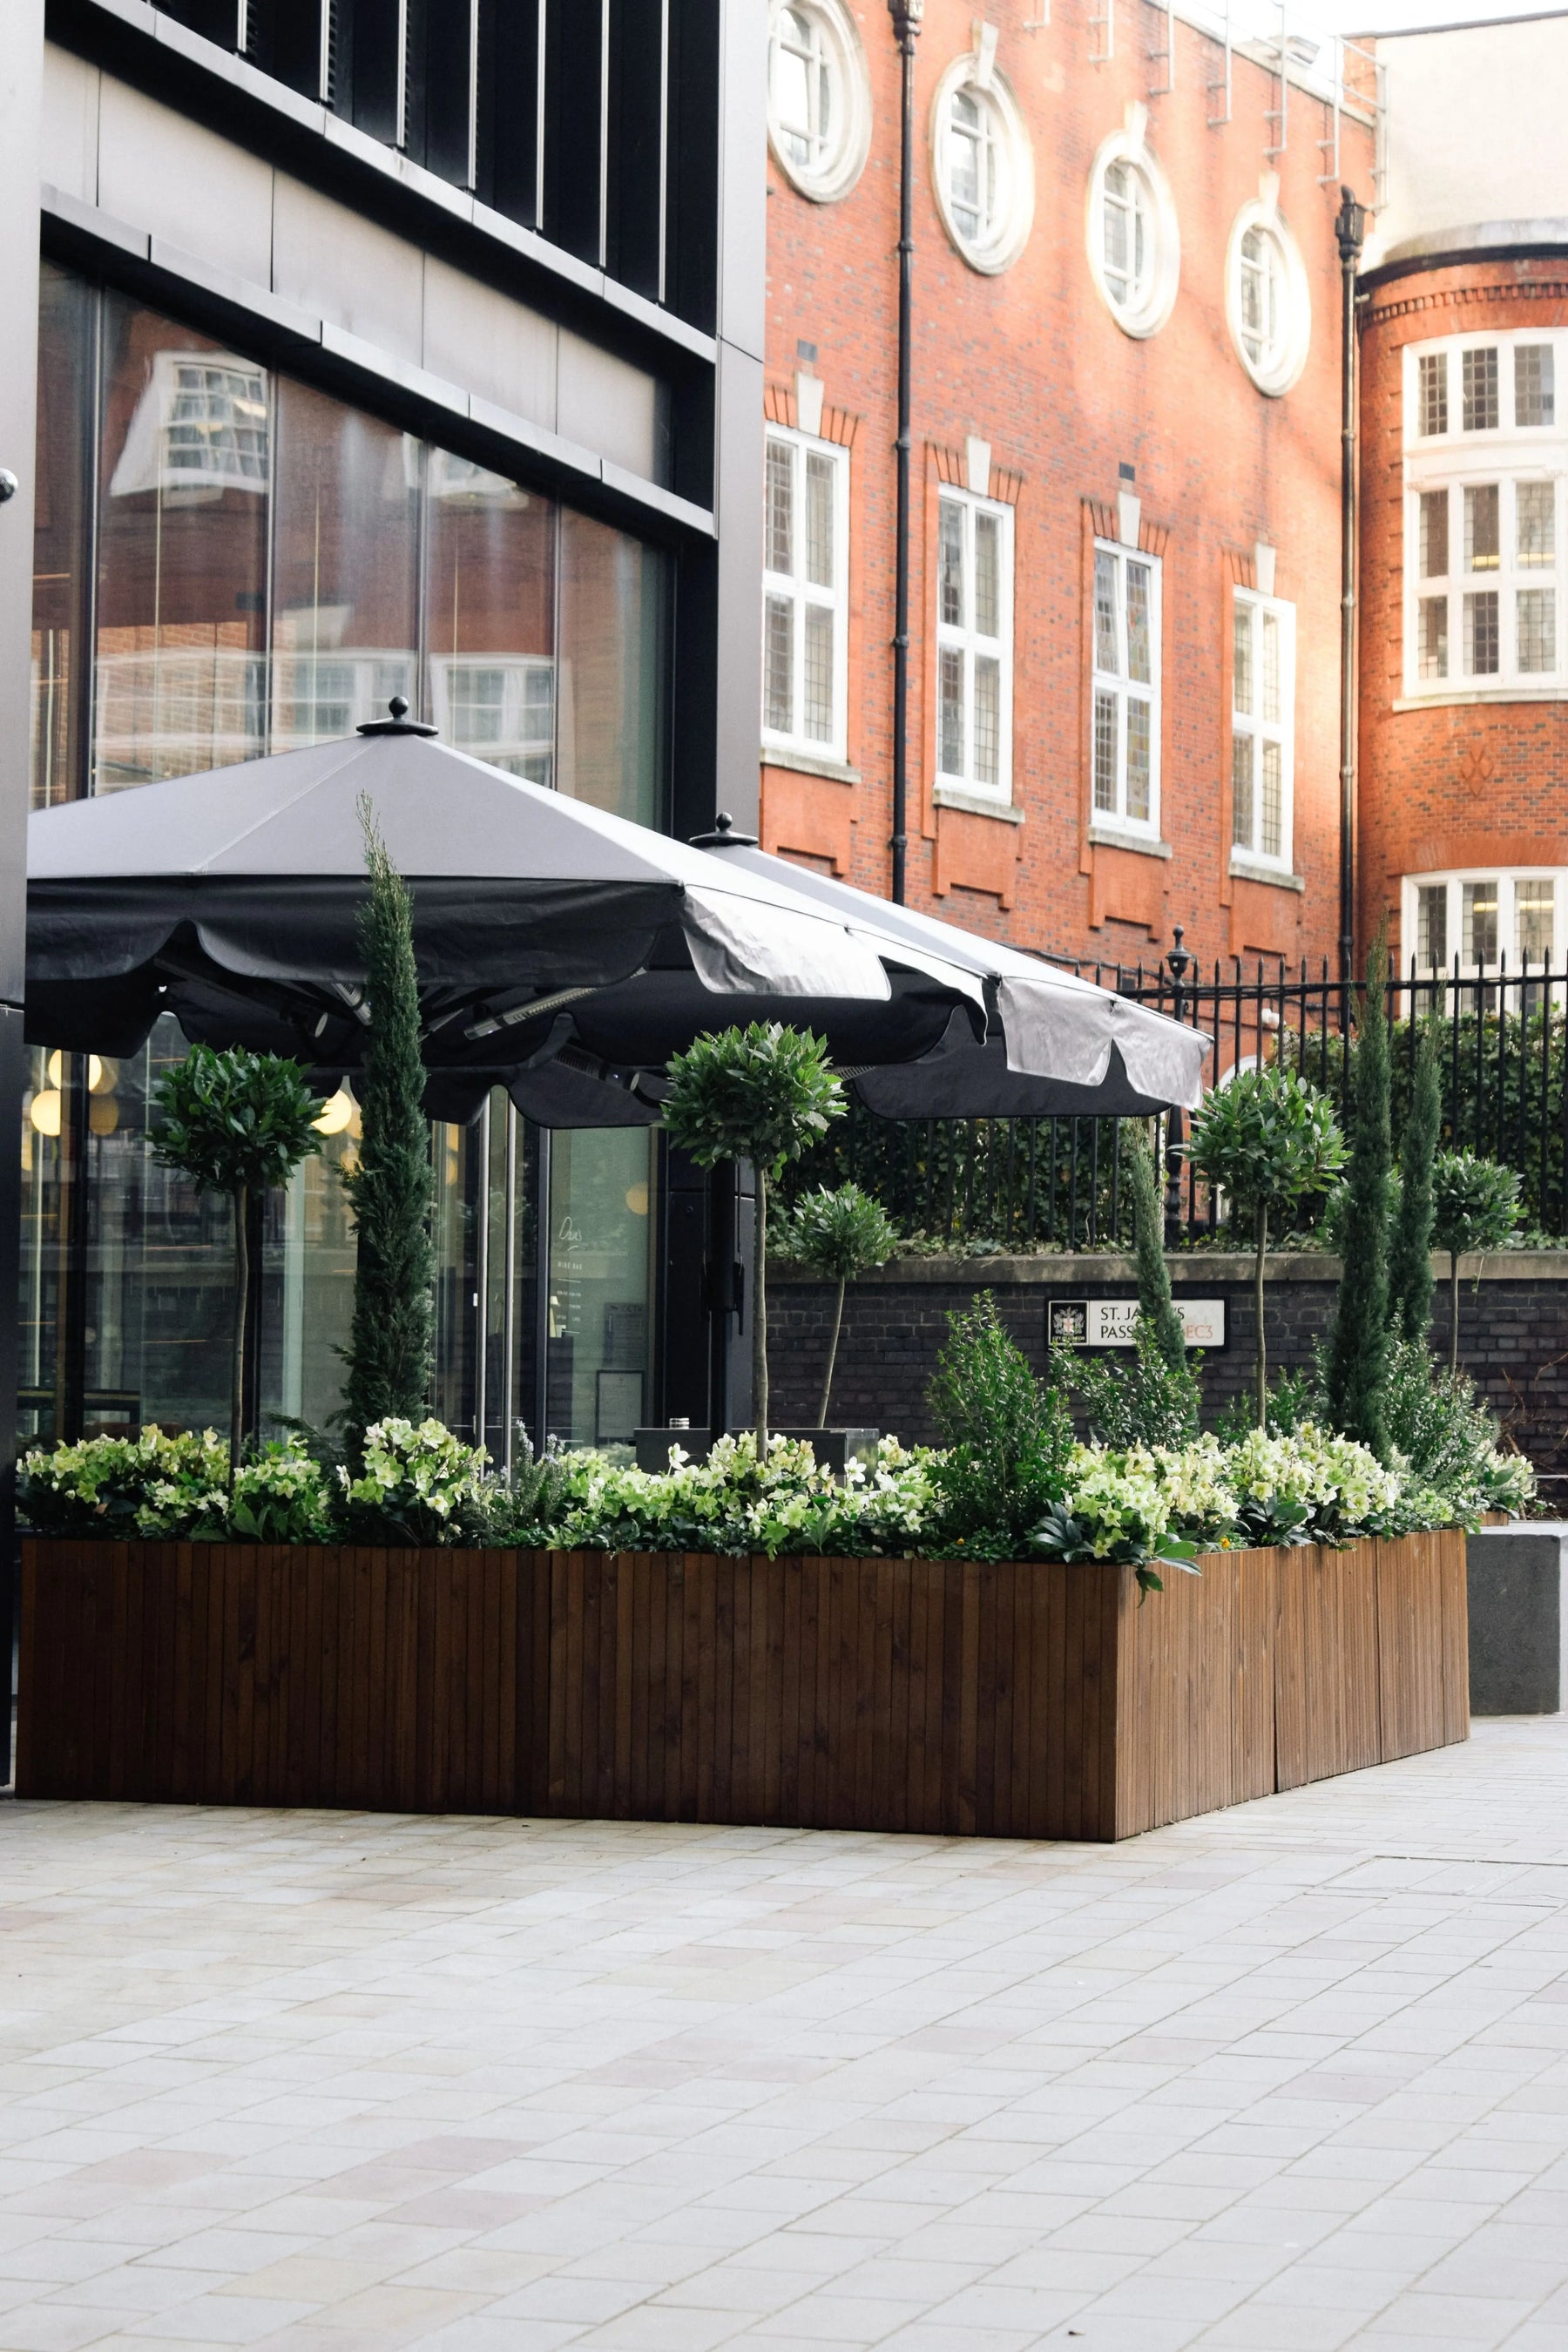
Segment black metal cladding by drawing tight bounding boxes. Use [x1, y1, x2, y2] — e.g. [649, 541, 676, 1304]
[230, 0, 713, 323]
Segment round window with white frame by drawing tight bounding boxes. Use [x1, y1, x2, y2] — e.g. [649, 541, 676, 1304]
[1226, 199, 1311, 397]
[1086, 127, 1179, 340]
[929, 54, 1034, 276]
[767, 0, 871, 205]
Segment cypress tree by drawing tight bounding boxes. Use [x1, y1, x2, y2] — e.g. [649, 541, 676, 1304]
[1389, 1016, 1441, 1342]
[1325, 924, 1393, 1455]
[341, 799, 435, 1447]
[1126, 1130, 1187, 1375]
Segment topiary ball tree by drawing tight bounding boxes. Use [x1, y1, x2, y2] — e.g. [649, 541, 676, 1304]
[1186, 1064, 1348, 1428]
[1431, 1151, 1521, 1375]
[663, 1023, 846, 1450]
[788, 1183, 900, 1427]
[152, 1044, 324, 1470]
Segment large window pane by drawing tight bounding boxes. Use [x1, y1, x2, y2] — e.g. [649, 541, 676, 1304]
[31, 263, 93, 809]
[424, 458, 557, 783]
[93, 296, 269, 790]
[272, 379, 419, 745]
[557, 510, 666, 828]
[546, 1129, 657, 1448]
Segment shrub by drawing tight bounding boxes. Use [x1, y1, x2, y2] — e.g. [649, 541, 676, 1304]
[338, 1417, 493, 1545]
[1382, 1334, 1534, 1520]
[664, 1024, 846, 1447]
[552, 1431, 936, 1558]
[1431, 1152, 1523, 1374]
[1325, 927, 1393, 1456]
[1186, 1067, 1348, 1426]
[17, 1428, 333, 1542]
[1389, 1019, 1442, 1342]
[341, 804, 436, 1453]
[1067, 1318, 1202, 1451]
[926, 1294, 1073, 1552]
[787, 1183, 901, 1426]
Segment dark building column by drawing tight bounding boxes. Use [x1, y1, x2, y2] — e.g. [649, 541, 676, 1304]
[0, 2, 44, 1781]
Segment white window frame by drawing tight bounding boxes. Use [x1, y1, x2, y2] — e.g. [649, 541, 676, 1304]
[1402, 330, 1566, 701]
[929, 54, 1034, 277]
[934, 485, 1014, 808]
[1225, 199, 1311, 398]
[1230, 588, 1296, 875]
[766, 0, 871, 206]
[1402, 870, 1563, 998]
[1090, 537, 1161, 841]
[429, 653, 555, 786]
[108, 348, 270, 499]
[760, 423, 851, 765]
[1085, 127, 1180, 341]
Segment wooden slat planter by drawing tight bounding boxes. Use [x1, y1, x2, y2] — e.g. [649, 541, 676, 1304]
[16, 1531, 1469, 1841]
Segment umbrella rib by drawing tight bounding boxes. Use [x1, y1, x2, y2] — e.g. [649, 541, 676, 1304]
[463, 972, 647, 1043]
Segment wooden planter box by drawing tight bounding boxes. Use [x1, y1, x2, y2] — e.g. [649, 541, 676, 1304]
[16, 1531, 1468, 1841]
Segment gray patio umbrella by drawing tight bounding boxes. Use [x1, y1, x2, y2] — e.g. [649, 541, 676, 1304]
[24, 710, 990, 1125]
[693, 821, 1209, 1117]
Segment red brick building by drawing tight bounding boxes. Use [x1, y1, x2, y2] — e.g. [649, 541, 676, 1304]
[760, 0, 1376, 971]
[1357, 17, 1568, 982]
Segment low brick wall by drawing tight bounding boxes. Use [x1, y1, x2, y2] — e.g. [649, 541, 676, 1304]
[768, 1251, 1568, 1480]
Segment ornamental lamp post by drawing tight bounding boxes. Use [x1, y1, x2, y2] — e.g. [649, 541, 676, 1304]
[1163, 925, 1193, 1249]
[888, 0, 923, 903]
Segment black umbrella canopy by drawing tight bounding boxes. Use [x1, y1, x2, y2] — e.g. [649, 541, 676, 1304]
[25, 720, 988, 1123]
[696, 828, 1210, 1117]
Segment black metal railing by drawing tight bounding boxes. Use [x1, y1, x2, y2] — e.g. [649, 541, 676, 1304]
[780, 947, 1568, 1254]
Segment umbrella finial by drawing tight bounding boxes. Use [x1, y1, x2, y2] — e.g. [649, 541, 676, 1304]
[688, 808, 759, 848]
[357, 695, 437, 739]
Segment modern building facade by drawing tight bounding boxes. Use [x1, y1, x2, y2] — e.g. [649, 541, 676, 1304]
[757, 0, 1379, 972]
[1357, 12, 1568, 983]
[5, 0, 765, 1455]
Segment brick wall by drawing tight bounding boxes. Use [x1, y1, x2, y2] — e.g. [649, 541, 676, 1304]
[1358, 257, 1568, 952]
[767, 1253, 1568, 1479]
[762, 0, 1375, 971]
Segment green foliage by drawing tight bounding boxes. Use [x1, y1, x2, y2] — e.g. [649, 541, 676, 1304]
[1068, 1319, 1201, 1450]
[339, 1416, 493, 1545]
[1187, 1065, 1348, 1424]
[664, 1024, 848, 1446]
[1430, 1150, 1523, 1258]
[551, 1431, 936, 1558]
[1325, 929, 1393, 1457]
[1126, 1131, 1187, 1375]
[341, 804, 436, 1447]
[788, 1183, 900, 1281]
[1389, 1019, 1442, 1342]
[483, 1440, 577, 1546]
[787, 1182, 901, 1426]
[1382, 1335, 1536, 1520]
[152, 1044, 324, 1466]
[925, 1294, 1073, 1552]
[1214, 1368, 1315, 1443]
[18, 1428, 333, 1541]
[152, 1046, 323, 1199]
[1186, 1067, 1348, 1222]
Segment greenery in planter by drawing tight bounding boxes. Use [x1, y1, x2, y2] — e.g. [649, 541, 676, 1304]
[925, 1293, 1073, 1555]
[151, 1046, 324, 1469]
[1431, 1151, 1523, 1374]
[787, 1183, 901, 1426]
[341, 804, 436, 1452]
[1389, 1018, 1442, 1342]
[1186, 1067, 1348, 1428]
[1382, 1335, 1534, 1518]
[18, 1428, 335, 1542]
[1065, 1132, 1201, 1452]
[663, 1023, 846, 1448]
[1325, 929, 1393, 1456]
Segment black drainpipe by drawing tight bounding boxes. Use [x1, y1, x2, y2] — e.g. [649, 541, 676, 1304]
[1335, 186, 1368, 984]
[888, 0, 922, 904]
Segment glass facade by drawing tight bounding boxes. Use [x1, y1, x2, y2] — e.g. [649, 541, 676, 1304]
[25, 260, 667, 1456]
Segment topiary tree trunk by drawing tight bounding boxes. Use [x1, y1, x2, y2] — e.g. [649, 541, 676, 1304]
[341, 801, 436, 1451]
[1325, 927, 1393, 1457]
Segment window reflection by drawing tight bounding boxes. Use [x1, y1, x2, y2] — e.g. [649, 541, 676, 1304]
[558, 508, 666, 827]
[31, 264, 92, 810]
[272, 382, 419, 746]
[93, 296, 269, 790]
[547, 1128, 657, 1449]
[425, 455, 556, 784]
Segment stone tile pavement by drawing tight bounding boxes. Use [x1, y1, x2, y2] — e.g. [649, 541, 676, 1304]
[3, 1721, 1568, 2350]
